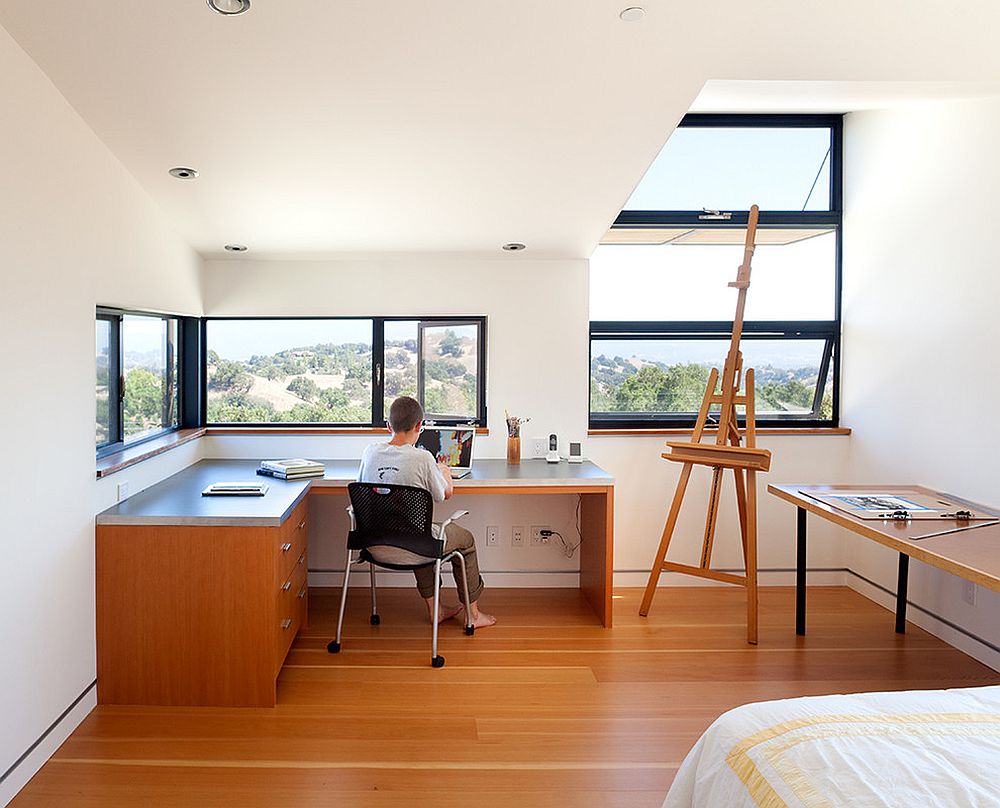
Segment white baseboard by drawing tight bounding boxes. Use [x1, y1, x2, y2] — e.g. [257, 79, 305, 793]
[1, 682, 96, 808]
[612, 568, 847, 588]
[845, 571, 1000, 673]
[309, 568, 847, 590]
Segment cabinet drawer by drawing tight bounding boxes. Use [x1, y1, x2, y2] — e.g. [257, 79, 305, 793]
[275, 563, 307, 670]
[276, 501, 308, 582]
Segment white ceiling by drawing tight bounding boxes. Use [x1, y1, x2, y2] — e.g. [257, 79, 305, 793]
[2, 1, 1000, 259]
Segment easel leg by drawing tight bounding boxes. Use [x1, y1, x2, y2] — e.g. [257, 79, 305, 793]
[640, 463, 693, 617]
[895, 553, 909, 634]
[699, 467, 725, 568]
[733, 467, 749, 559]
[745, 469, 758, 645]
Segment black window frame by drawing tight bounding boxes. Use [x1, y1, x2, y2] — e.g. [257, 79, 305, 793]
[201, 315, 488, 428]
[590, 113, 842, 431]
[96, 307, 191, 458]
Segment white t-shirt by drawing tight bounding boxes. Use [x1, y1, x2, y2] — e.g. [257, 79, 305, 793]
[356, 442, 448, 503]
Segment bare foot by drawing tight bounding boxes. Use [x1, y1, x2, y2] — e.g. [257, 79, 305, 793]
[433, 603, 462, 624]
[456, 609, 497, 629]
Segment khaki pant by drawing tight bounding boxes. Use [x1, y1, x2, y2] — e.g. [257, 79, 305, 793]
[414, 523, 484, 604]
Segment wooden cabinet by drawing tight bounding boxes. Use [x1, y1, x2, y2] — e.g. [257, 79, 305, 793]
[96, 498, 309, 707]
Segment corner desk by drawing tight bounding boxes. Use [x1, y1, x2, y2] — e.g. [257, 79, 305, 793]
[96, 458, 614, 707]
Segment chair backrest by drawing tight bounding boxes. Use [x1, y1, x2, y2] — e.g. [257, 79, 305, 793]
[347, 482, 434, 545]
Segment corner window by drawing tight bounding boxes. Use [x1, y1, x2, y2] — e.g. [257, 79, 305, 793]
[203, 317, 486, 427]
[590, 114, 841, 430]
[97, 309, 181, 454]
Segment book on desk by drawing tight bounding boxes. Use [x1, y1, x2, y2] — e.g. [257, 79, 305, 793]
[257, 458, 326, 480]
[202, 481, 269, 496]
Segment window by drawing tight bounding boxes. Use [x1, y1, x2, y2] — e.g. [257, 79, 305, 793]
[590, 114, 841, 430]
[204, 317, 486, 427]
[97, 309, 182, 454]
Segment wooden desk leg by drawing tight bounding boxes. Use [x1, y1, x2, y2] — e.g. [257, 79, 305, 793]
[796, 507, 807, 636]
[895, 553, 909, 634]
[580, 488, 614, 628]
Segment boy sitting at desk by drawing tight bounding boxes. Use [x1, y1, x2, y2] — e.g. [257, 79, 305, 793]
[357, 396, 496, 628]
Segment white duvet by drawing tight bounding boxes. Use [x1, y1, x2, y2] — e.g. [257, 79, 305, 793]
[663, 685, 1000, 808]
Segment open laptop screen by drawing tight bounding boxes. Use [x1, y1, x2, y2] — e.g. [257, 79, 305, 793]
[416, 427, 474, 469]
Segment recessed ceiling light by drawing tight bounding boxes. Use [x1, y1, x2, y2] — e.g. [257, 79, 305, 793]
[168, 166, 199, 179]
[620, 6, 645, 21]
[502, 243, 526, 252]
[208, 0, 251, 16]
[224, 244, 248, 252]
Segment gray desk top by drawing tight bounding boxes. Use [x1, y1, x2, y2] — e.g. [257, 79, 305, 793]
[96, 458, 614, 527]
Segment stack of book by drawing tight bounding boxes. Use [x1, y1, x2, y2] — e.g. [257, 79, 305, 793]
[256, 458, 326, 480]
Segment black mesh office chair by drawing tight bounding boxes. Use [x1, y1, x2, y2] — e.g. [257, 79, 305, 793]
[327, 482, 475, 668]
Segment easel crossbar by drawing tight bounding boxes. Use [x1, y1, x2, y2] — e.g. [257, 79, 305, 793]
[660, 562, 747, 587]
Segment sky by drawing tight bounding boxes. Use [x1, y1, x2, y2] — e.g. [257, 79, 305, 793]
[206, 319, 479, 362]
[624, 126, 831, 212]
[207, 319, 373, 361]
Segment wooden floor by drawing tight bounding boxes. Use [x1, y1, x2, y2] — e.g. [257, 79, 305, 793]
[11, 586, 1000, 807]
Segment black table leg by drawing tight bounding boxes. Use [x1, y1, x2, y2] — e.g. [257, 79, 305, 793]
[895, 553, 909, 633]
[796, 507, 807, 635]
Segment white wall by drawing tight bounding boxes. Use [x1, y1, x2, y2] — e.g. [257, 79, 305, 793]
[0, 24, 201, 805]
[843, 96, 1000, 668]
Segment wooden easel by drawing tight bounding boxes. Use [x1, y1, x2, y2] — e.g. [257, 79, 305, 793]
[638, 205, 771, 644]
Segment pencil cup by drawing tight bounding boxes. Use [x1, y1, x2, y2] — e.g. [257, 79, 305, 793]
[507, 436, 521, 465]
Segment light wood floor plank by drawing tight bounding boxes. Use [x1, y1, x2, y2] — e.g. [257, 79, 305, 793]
[10, 586, 1000, 807]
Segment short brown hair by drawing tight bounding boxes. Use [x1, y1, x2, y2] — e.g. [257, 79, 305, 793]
[388, 396, 423, 433]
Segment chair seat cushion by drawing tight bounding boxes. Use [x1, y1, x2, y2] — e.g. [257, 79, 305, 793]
[361, 546, 438, 570]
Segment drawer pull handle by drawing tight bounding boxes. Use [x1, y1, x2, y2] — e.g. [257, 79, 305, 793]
[297, 587, 306, 599]
[297, 520, 307, 530]
[281, 580, 292, 591]
[280, 542, 292, 552]
[281, 618, 292, 630]
[297, 554, 305, 565]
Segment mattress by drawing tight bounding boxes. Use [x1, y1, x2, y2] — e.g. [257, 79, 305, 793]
[663, 685, 1000, 808]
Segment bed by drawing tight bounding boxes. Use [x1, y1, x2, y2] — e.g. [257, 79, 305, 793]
[663, 685, 1000, 808]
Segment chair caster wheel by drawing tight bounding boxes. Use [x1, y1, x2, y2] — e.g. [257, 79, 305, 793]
[327, 641, 341, 653]
[465, 625, 475, 636]
[431, 655, 445, 668]
[370, 614, 381, 625]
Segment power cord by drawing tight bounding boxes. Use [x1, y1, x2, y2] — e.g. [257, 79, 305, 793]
[540, 495, 583, 558]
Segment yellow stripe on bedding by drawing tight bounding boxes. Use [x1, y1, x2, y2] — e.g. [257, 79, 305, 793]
[726, 712, 1000, 808]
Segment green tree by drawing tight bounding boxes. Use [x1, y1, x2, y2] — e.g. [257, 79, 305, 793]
[438, 330, 463, 358]
[287, 376, 320, 401]
[123, 367, 163, 433]
[207, 392, 275, 423]
[210, 358, 253, 393]
[613, 363, 711, 413]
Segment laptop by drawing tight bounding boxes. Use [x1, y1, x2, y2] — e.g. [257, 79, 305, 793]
[416, 426, 475, 479]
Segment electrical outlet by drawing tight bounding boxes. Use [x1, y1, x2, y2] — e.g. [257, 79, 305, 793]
[531, 525, 549, 545]
[512, 526, 525, 547]
[486, 525, 499, 547]
[962, 580, 977, 606]
[531, 437, 547, 458]
[117, 481, 130, 502]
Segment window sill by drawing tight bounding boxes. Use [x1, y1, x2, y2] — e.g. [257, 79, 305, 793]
[587, 427, 851, 437]
[204, 427, 490, 436]
[96, 428, 206, 478]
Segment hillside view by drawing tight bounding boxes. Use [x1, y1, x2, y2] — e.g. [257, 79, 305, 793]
[590, 353, 832, 419]
[206, 327, 478, 423]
